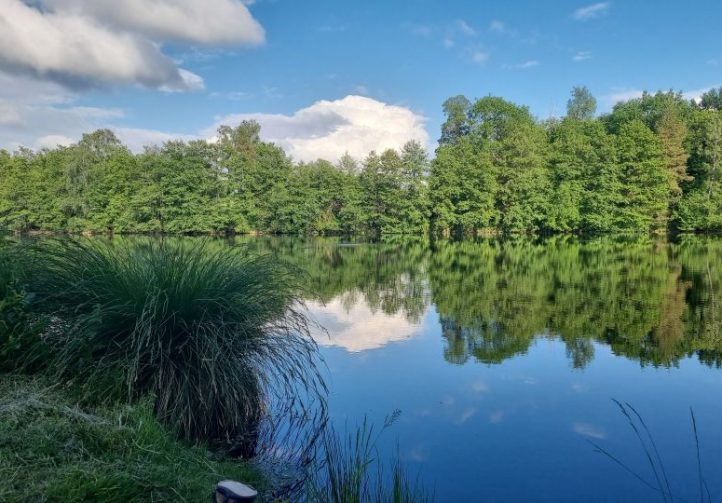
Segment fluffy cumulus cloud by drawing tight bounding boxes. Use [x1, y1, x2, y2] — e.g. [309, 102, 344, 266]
[0, 92, 429, 161]
[0, 0, 264, 91]
[208, 95, 430, 162]
[43, 0, 265, 46]
[0, 71, 120, 150]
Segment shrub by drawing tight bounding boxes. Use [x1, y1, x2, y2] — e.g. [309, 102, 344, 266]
[22, 239, 327, 457]
[0, 244, 49, 372]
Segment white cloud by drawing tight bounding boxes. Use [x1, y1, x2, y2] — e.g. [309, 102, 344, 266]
[0, 91, 430, 162]
[113, 127, 198, 152]
[442, 38, 455, 49]
[34, 134, 75, 150]
[605, 88, 644, 104]
[471, 51, 489, 64]
[0, 103, 23, 126]
[600, 85, 719, 108]
[470, 380, 489, 392]
[44, 0, 264, 46]
[207, 95, 430, 162]
[573, 51, 592, 62]
[503, 60, 540, 70]
[456, 19, 477, 36]
[489, 20, 507, 33]
[306, 295, 424, 352]
[572, 2, 611, 21]
[489, 410, 504, 423]
[572, 422, 605, 439]
[0, 0, 204, 90]
[0, 71, 128, 150]
[682, 85, 719, 103]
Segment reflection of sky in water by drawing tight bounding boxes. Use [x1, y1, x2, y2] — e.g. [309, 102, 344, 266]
[317, 301, 722, 502]
[307, 295, 425, 352]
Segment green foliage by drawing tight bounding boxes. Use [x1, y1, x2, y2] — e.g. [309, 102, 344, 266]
[2, 88, 722, 236]
[19, 239, 326, 454]
[431, 96, 549, 234]
[699, 87, 722, 110]
[0, 245, 49, 372]
[359, 142, 430, 235]
[430, 137, 496, 235]
[602, 91, 694, 134]
[0, 377, 263, 503]
[676, 111, 722, 232]
[440, 95, 471, 145]
[615, 120, 669, 232]
[547, 119, 619, 233]
[566, 85, 597, 120]
[222, 235, 722, 369]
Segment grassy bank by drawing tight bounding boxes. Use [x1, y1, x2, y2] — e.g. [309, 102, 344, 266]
[0, 238, 432, 502]
[0, 377, 263, 502]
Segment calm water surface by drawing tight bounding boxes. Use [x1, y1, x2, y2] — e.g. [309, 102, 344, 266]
[241, 236, 722, 502]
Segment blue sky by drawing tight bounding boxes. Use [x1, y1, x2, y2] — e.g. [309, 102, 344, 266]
[1, 0, 721, 160]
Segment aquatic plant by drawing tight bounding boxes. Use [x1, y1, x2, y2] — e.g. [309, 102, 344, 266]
[21, 239, 327, 458]
[305, 411, 433, 503]
[591, 400, 712, 503]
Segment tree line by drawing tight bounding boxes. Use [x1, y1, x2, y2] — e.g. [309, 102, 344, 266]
[2, 87, 722, 235]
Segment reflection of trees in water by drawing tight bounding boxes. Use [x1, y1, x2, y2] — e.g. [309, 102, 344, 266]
[433, 236, 722, 368]
[233, 236, 430, 324]
[213, 235, 722, 368]
[440, 316, 531, 365]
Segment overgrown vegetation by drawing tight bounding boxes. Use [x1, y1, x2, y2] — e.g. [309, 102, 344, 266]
[0, 241, 49, 372]
[1, 237, 440, 501]
[13, 239, 327, 456]
[0, 377, 264, 503]
[2, 88, 722, 236]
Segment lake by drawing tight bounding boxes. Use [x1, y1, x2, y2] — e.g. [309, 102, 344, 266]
[238, 235, 722, 502]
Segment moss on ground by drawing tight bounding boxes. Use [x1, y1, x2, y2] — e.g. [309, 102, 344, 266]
[0, 376, 264, 502]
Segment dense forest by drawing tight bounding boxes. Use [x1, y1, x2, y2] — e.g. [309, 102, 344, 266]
[2, 87, 722, 236]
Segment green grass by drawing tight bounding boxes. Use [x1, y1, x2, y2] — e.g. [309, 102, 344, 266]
[15, 239, 327, 457]
[0, 377, 264, 503]
[0, 241, 50, 372]
[305, 413, 433, 503]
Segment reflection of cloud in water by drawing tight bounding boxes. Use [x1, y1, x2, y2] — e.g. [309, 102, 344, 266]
[572, 422, 605, 439]
[440, 395, 456, 407]
[471, 379, 489, 392]
[489, 410, 504, 424]
[571, 383, 589, 393]
[407, 444, 429, 462]
[456, 407, 477, 424]
[307, 297, 423, 352]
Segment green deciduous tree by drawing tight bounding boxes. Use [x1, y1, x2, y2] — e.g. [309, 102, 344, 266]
[566, 86, 597, 121]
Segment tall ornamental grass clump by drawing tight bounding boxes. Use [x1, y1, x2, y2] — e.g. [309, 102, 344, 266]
[21, 239, 326, 456]
[0, 241, 49, 372]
